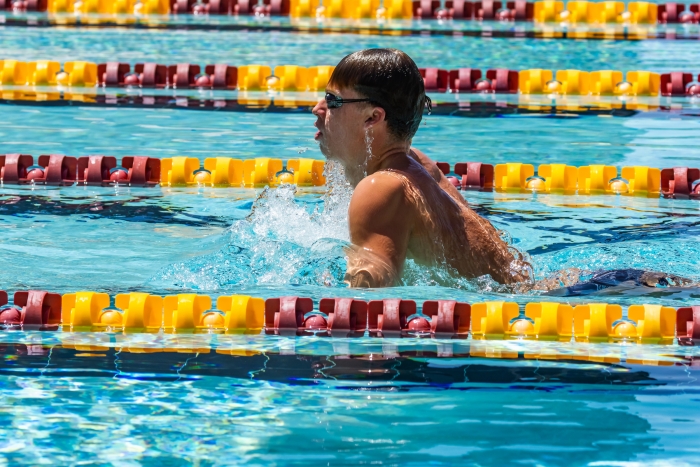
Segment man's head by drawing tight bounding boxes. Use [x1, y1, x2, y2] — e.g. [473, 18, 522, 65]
[312, 49, 427, 180]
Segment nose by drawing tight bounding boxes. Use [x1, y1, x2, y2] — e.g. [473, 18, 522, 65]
[312, 97, 326, 116]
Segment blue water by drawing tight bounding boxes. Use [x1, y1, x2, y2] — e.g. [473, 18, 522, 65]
[2, 28, 700, 72]
[1, 27, 700, 466]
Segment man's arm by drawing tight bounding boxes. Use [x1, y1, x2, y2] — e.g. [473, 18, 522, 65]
[344, 172, 412, 288]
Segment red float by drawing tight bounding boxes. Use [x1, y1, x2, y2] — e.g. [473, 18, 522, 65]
[449, 68, 482, 93]
[121, 156, 161, 187]
[436, 161, 450, 175]
[264, 296, 315, 334]
[485, 69, 519, 93]
[168, 64, 202, 88]
[422, 300, 471, 335]
[368, 299, 417, 335]
[419, 68, 449, 93]
[413, 0, 440, 18]
[474, 0, 502, 19]
[24, 0, 46, 10]
[446, 0, 473, 19]
[171, 0, 196, 13]
[97, 63, 131, 87]
[204, 64, 238, 89]
[658, 3, 685, 22]
[0, 291, 6, 306]
[454, 162, 495, 190]
[231, 0, 251, 13]
[506, 0, 533, 20]
[78, 156, 117, 186]
[0, 154, 33, 184]
[262, 0, 290, 15]
[134, 63, 168, 88]
[677, 306, 700, 343]
[659, 72, 694, 96]
[407, 316, 431, 331]
[28, 155, 78, 185]
[207, 0, 231, 14]
[690, 4, 700, 22]
[124, 74, 141, 86]
[12, 290, 62, 328]
[319, 298, 368, 336]
[660, 167, 700, 198]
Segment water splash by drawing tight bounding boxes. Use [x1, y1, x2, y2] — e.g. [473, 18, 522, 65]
[151, 161, 353, 290]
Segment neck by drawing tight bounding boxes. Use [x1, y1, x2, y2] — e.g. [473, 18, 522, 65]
[344, 138, 411, 187]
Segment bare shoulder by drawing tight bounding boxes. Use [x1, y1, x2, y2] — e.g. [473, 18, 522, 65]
[349, 170, 413, 254]
[351, 171, 407, 216]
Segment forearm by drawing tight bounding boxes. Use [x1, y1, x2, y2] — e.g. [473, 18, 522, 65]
[343, 245, 399, 288]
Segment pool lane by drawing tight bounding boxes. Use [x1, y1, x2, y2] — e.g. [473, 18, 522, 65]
[1, 27, 700, 72]
[2, 107, 700, 168]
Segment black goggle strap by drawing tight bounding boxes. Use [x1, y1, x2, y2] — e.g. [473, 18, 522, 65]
[425, 95, 432, 114]
[325, 93, 372, 107]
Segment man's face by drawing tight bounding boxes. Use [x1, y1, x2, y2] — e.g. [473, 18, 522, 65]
[312, 86, 372, 169]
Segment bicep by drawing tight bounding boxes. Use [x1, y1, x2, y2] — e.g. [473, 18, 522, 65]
[348, 176, 411, 273]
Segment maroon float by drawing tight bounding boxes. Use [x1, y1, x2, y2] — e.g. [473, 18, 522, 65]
[319, 298, 368, 336]
[0, 154, 32, 183]
[78, 156, 118, 186]
[171, 0, 196, 13]
[445, 0, 473, 18]
[422, 300, 471, 335]
[98, 63, 131, 87]
[658, 2, 685, 22]
[485, 69, 519, 93]
[207, 0, 232, 14]
[368, 299, 419, 335]
[449, 68, 482, 93]
[436, 161, 450, 175]
[168, 64, 201, 88]
[690, 4, 700, 22]
[506, 0, 533, 20]
[204, 64, 238, 89]
[420, 68, 449, 93]
[134, 63, 168, 88]
[264, 296, 316, 334]
[660, 167, 700, 198]
[31, 155, 78, 185]
[121, 156, 161, 186]
[454, 162, 495, 190]
[677, 306, 700, 344]
[474, 0, 501, 19]
[413, 0, 440, 18]
[0, 291, 61, 328]
[660, 72, 694, 96]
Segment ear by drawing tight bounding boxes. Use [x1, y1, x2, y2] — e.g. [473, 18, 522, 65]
[364, 106, 386, 129]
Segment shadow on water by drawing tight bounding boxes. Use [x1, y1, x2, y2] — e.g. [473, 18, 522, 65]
[0, 194, 229, 227]
[1, 341, 698, 465]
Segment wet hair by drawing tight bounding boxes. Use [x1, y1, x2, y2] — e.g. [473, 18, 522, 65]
[328, 48, 429, 142]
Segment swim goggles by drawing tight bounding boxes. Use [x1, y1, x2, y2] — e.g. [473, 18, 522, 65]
[325, 92, 433, 115]
[325, 92, 372, 109]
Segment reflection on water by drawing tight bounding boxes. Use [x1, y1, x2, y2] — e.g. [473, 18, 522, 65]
[0, 336, 699, 466]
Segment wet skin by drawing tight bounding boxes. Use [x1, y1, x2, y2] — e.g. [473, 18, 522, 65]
[312, 87, 529, 287]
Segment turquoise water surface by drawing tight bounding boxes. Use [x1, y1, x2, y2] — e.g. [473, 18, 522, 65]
[1, 26, 700, 466]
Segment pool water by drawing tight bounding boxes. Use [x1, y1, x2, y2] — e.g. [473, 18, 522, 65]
[1, 26, 700, 466]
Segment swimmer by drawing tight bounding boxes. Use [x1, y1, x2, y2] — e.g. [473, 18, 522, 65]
[312, 48, 531, 287]
[542, 269, 698, 297]
[311, 48, 698, 292]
